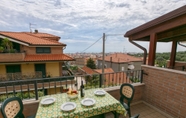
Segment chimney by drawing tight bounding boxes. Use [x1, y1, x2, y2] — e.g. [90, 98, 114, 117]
[34, 29, 38, 33]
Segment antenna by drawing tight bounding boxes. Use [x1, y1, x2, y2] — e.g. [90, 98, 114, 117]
[29, 23, 37, 33]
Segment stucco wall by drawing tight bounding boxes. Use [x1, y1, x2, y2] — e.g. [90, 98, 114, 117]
[46, 62, 60, 77]
[142, 65, 186, 117]
[0, 65, 6, 75]
[21, 64, 35, 74]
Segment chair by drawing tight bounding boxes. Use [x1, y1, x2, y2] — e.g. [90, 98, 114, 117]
[130, 114, 140, 118]
[119, 83, 135, 117]
[1, 97, 25, 118]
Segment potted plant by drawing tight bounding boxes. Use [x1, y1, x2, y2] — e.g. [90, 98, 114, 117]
[0, 46, 4, 52]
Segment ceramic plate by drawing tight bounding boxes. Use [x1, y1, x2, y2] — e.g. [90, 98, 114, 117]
[61, 102, 76, 111]
[94, 90, 106, 96]
[41, 97, 56, 105]
[81, 98, 96, 106]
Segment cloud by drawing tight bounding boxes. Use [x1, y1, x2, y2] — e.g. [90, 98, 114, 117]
[0, 0, 186, 53]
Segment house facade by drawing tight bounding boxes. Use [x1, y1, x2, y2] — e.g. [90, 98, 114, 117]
[97, 53, 143, 72]
[0, 30, 74, 81]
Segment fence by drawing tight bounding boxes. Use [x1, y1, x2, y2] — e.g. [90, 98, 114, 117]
[0, 70, 143, 103]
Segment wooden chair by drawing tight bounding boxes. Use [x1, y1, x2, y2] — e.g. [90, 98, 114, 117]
[1, 97, 25, 118]
[119, 83, 135, 117]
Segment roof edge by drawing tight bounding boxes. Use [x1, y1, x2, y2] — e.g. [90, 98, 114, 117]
[124, 5, 186, 37]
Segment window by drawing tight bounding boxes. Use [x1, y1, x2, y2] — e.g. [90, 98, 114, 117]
[36, 47, 51, 53]
[6, 65, 21, 73]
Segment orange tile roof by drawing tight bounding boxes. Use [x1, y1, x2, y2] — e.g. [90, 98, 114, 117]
[94, 68, 114, 74]
[81, 66, 96, 74]
[0, 31, 65, 46]
[24, 54, 74, 62]
[98, 53, 142, 63]
[24, 32, 60, 39]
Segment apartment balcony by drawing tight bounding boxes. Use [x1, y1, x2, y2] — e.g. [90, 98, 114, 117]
[0, 52, 25, 62]
[0, 66, 185, 118]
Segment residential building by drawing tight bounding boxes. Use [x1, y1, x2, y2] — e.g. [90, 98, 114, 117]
[74, 57, 97, 67]
[97, 53, 143, 72]
[0, 30, 74, 81]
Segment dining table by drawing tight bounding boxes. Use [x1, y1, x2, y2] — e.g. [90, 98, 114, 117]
[35, 88, 127, 118]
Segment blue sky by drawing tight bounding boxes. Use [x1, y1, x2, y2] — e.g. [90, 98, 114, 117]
[0, 0, 186, 53]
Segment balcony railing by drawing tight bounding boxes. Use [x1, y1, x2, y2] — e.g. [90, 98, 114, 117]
[0, 70, 143, 103]
[0, 52, 25, 62]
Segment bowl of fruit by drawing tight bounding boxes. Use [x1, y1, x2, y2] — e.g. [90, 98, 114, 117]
[67, 89, 78, 99]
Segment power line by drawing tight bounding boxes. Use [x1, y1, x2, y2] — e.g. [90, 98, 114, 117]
[106, 33, 125, 36]
[81, 33, 124, 52]
[81, 36, 103, 52]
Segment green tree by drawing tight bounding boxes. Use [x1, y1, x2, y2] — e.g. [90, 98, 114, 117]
[86, 58, 96, 69]
[2, 38, 13, 52]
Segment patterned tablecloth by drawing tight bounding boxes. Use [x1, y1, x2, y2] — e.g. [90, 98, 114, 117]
[36, 88, 126, 118]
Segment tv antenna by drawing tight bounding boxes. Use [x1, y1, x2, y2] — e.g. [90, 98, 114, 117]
[29, 23, 37, 33]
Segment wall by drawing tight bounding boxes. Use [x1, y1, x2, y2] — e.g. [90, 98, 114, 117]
[0, 65, 6, 75]
[22, 46, 63, 54]
[21, 64, 35, 74]
[0, 53, 25, 62]
[46, 62, 60, 77]
[142, 65, 186, 117]
[51, 47, 63, 54]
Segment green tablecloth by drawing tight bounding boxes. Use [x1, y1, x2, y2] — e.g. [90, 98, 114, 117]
[36, 88, 126, 118]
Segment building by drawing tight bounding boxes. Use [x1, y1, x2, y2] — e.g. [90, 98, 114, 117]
[97, 53, 143, 72]
[0, 30, 74, 81]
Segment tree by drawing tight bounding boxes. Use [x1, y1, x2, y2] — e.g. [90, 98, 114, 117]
[86, 58, 96, 69]
[1, 38, 13, 52]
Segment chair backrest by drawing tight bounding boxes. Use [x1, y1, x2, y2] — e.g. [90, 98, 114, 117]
[120, 83, 135, 104]
[1, 97, 25, 118]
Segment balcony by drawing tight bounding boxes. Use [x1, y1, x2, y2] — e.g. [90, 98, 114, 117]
[0, 66, 185, 118]
[0, 52, 25, 62]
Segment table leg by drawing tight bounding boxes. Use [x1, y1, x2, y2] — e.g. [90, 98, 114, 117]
[113, 111, 119, 118]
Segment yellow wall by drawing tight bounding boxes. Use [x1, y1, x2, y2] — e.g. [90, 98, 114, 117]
[46, 62, 60, 77]
[0, 65, 6, 75]
[21, 64, 35, 74]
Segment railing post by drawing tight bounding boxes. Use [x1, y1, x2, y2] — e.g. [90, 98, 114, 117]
[182, 66, 185, 71]
[140, 70, 143, 83]
[99, 74, 102, 88]
[34, 80, 38, 100]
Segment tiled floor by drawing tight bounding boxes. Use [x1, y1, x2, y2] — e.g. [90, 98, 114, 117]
[105, 102, 169, 118]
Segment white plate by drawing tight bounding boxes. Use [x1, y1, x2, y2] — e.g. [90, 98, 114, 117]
[94, 90, 106, 96]
[41, 97, 56, 105]
[81, 98, 96, 106]
[61, 102, 76, 111]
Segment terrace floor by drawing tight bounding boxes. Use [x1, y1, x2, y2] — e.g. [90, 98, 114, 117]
[105, 102, 169, 118]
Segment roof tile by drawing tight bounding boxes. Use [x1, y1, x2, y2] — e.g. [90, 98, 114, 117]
[0, 31, 65, 46]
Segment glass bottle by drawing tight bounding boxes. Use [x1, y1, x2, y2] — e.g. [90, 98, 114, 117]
[80, 80, 85, 97]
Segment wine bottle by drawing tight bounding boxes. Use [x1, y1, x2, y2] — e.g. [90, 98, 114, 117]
[80, 80, 85, 97]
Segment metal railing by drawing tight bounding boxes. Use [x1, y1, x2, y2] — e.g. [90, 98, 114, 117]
[0, 70, 142, 103]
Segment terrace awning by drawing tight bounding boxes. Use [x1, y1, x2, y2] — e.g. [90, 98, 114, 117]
[124, 5, 186, 67]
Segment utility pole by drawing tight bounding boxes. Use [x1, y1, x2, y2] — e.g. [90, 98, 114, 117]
[102, 33, 105, 86]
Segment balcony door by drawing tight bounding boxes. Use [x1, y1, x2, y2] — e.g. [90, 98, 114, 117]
[35, 64, 46, 78]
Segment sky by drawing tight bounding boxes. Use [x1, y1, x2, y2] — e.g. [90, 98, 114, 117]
[0, 0, 186, 53]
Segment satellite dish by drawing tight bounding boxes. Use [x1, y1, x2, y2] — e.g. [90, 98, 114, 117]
[128, 65, 134, 70]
